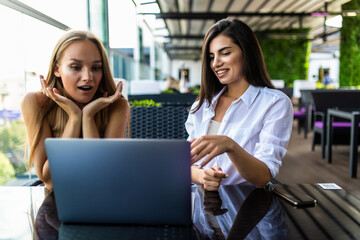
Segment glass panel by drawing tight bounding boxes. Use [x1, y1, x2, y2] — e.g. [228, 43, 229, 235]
[0, 5, 28, 186]
[0, 4, 65, 186]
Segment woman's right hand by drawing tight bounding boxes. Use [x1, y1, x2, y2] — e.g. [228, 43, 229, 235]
[40, 75, 82, 119]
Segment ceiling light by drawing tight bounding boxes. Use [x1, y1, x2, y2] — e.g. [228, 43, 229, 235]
[136, 2, 160, 13]
[325, 15, 342, 28]
[155, 37, 170, 43]
[154, 28, 169, 36]
[343, 11, 357, 17]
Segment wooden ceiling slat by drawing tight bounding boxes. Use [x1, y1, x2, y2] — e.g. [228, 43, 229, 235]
[241, 0, 254, 12]
[241, 0, 271, 29]
[153, 0, 351, 59]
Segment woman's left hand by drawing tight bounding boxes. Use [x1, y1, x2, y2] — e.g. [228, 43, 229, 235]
[82, 81, 123, 118]
[191, 135, 235, 168]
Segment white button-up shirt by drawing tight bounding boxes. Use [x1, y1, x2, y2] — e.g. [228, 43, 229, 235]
[185, 85, 293, 185]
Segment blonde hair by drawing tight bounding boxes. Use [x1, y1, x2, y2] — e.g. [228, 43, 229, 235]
[28, 30, 117, 168]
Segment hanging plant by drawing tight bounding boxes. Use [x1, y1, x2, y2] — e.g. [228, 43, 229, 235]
[340, 0, 360, 87]
[257, 28, 311, 87]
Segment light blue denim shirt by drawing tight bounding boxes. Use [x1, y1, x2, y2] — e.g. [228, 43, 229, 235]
[185, 85, 294, 185]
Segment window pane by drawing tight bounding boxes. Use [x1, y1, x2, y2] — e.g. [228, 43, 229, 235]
[0, 4, 65, 186]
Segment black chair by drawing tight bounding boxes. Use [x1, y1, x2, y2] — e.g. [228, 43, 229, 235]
[311, 90, 360, 158]
[296, 90, 315, 139]
[130, 105, 190, 139]
[277, 87, 293, 100]
[293, 106, 306, 136]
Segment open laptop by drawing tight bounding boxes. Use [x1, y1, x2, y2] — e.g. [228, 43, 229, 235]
[45, 138, 192, 226]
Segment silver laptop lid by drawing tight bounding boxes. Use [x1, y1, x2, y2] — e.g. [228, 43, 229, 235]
[45, 138, 191, 226]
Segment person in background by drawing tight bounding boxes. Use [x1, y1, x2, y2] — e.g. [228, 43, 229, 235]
[179, 69, 190, 93]
[186, 18, 293, 191]
[21, 30, 130, 190]
[164, 76, 180, 93]
[323, 69, 333, 86]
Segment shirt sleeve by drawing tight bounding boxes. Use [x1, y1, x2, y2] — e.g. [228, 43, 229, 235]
[253, 94, 294, 177]
[185, 101, 199, 142]
[185, 101, 204, 167]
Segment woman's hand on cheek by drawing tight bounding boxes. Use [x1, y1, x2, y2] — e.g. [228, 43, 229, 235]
[40, 75, 82, 118]
[82, 81, 123, 118]
[191, 135, 234, 168]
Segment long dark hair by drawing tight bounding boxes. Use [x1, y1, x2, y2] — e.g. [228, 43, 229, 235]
[193, 18, 274, 112]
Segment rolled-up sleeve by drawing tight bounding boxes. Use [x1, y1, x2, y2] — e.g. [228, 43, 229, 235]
[253, 95, 293, 177]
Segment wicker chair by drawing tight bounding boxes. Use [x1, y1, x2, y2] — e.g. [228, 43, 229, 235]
[130, 105, 190, 139]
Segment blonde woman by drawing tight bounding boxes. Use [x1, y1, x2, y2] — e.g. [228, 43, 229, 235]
[21, 30, 130, 190]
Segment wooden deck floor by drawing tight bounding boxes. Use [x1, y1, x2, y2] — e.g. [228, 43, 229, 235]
[276, 122, 360, 199]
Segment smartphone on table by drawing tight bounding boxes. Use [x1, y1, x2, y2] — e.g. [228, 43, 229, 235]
[271, 184, 317, 207]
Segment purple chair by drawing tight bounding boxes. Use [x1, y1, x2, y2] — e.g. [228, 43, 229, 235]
[299, 89, 316, 139]
[311, 90, 360, 158]
[278, 88, 308, 137]
[293, 107, 306, 135]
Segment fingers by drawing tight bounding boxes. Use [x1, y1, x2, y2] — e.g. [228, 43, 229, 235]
[198, 151, 219, 168]
[190, 136, 202, 149]
[113, 81, 123, 98]
[203, 181, 221, 191]
[207, 167, 228, 179]
[40, 76, 58, 100]
[204, 184, 220, 191]
[191, 136, 220, 167]
[40, 75, 47, 94]
[190, 135, 233, 168]
[190, 136, 212, 163]
[213, 171, 228, 178]
[42, 85, 53, 99]
[106, 81, 123, 103]
[191, 143, 210, 165]
[82, 82, 123, 117]
[43, 85, 59, 100]
[46, 87, 55, 98]
[204, 167, 228, 180]
[199, 167, 228, 191]
[117, 81, 123, 94]
[202, 167, 228, 191]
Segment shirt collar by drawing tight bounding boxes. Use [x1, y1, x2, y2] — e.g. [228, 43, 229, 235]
[236, 85, 261, 108]
[210, 87, 228, 107]
[211, 85, 261, 109]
